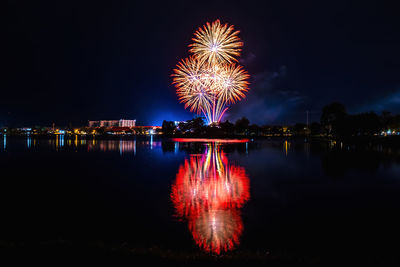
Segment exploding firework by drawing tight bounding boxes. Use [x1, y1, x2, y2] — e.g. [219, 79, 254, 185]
[189, 20, 243, 64]
[172, 19, 250, 124]
[218, 64, 250, 104]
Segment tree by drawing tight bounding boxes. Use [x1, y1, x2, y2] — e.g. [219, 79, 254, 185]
[390, 115, 400, 131]
[310, 122, 323, 135]
[188, 117, 205, 134]
[219, 120, 235, 135]
[178, 121, 190, 133]
[248, 124, 260, 136]
[293, 123, 307, 136]
[339, 112, 381, 136]
[235, 117, 250, 135]
[162, 120, 176, 135]
[320, 102, 347, 136]
[381, 111, 394, 131]
[177, 117, 205, 135]
[204, 123, 222, 136]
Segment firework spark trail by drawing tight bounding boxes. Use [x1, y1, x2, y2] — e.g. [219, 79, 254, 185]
[172, 19, 250, 124]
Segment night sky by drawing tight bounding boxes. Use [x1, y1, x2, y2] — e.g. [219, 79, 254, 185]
[3, 0, 399, 127]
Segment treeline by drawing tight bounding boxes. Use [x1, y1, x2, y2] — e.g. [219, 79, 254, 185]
[320, 102, 399, 138]
[162, 117, 261, 136]
[162, 102, 400, 138]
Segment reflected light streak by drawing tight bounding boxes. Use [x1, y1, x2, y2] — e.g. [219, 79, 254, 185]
[284, 140, 288, 156]
[27, 135, 31, 149]
[172, 138, 249, 143]
[117, 140, 136, 154]
[86, 140, 137, 154]
[174, 142, 179, 154]
[171, 144, 249, 254]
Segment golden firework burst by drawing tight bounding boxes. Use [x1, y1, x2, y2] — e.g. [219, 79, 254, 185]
[172, 20, 250, 124]
[189, 19, 243, 64]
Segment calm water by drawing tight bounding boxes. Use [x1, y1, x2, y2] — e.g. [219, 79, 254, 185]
[1, 135, 400, 259]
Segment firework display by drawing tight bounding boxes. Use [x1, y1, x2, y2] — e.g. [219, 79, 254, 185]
[172, 20, 250, 124]
[171, 144, 250, 254]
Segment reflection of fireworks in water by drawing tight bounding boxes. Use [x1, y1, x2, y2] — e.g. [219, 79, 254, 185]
[190, 209, 243, 254]
[171, 144, 249, 254]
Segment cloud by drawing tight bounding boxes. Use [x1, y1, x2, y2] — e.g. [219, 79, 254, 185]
[239, 52, 256, 65]
[353, 90, 400, 114]
[226, 65, 306, 125]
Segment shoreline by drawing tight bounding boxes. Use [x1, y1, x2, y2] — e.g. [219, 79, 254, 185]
[1, 133, 400, 144]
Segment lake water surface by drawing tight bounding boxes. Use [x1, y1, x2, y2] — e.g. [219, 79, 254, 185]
[1, 136, 400, 261]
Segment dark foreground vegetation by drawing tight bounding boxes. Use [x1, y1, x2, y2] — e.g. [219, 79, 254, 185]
[162, 102, 400, 141]
[1, 240, 399, 266]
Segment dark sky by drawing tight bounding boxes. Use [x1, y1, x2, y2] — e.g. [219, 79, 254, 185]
[3, 0, 399, 126]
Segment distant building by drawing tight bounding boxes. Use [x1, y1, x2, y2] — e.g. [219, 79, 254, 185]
[119, 119, 136, 127]
[100, 120, 119, 127]
[88, 121, 100, 127]
[88, 119, 136, 128]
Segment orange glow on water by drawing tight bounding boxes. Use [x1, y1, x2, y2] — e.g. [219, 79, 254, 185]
[171, 144, 250, 254]
[172, 138, 249, 143]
